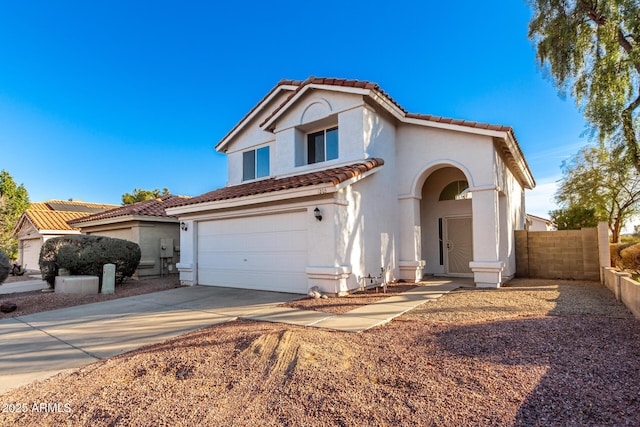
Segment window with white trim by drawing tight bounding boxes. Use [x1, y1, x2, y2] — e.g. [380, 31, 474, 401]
[306, 127, 338, 164]
[242, 146, 270, 181]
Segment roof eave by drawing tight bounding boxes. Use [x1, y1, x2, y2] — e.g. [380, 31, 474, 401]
[71, 215, 179, 228]
[215, 84, 300, 152]
[260, 84, 372, 131]
[167, 183, 338, 216]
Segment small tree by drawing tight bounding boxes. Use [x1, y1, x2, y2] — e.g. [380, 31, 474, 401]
[121, 188, 170, 205]
[0, 170, 30, 260]
[555, 144, 640, 242]
[550, 205, 602, 230]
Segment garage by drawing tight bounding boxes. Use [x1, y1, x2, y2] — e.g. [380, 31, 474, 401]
[197, 211, 308, 294]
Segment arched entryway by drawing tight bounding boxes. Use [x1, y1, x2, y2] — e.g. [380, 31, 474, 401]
[420, 166, 473, 277]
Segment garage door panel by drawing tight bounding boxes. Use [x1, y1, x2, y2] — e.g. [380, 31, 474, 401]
[199, 252, 307, 272]
[197, 212, 308, 294]
[199, 230, 307, 253]
[199, 214, 306, 236]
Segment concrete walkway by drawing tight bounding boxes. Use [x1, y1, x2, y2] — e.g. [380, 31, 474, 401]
[0, 279, 462, 394]
[0, 279, 49, 295]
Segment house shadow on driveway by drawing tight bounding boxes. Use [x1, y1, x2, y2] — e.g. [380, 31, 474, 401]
[430, 280, 640, 426]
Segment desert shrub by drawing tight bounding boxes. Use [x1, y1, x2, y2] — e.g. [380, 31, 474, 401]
[620, 243, 640, 274]
[0, 251, 9, 284]
[610, 242, 636, 269]
[39, 235, 141, 288]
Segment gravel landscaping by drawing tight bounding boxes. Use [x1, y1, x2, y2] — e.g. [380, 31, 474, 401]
[0, 278, 638, 426]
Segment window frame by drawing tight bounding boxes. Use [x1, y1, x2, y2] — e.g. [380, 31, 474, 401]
[306, 126, 338, 165]
[242, 146, 270, 181]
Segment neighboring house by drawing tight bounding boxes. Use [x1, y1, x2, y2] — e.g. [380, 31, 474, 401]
[13, 200, 119, 269]
[526, 214, 554, 231]
[68, 195, 188, 277]
[167, 77, 536, 294]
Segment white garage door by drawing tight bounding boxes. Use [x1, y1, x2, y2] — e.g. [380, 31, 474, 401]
[21, 238, 42, 270]
[197, 212, 308, 294]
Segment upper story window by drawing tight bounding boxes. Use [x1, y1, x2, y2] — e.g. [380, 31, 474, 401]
[307, 127, 338, 164]
[243, 146, 270, 181]
[439, 180, 472, 201]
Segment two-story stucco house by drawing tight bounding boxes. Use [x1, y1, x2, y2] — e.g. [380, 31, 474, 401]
[166, 77, 535, 295]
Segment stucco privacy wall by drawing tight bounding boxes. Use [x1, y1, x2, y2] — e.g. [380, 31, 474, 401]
[515, 228, 599, 280]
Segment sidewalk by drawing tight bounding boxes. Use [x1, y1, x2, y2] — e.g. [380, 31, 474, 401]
[0, 279, 463, 394]
[0, 279, 49, 295]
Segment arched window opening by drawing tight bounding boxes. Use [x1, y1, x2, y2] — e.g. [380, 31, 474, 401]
[439, 180, 471, 201]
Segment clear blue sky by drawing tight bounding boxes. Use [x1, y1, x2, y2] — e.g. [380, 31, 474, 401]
[0, 0, 589, 218]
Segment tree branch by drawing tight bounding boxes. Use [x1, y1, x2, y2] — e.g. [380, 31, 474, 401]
[622, 93, 640, 174]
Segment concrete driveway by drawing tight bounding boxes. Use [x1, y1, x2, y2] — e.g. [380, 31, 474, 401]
[0, 280, 461, 395]
[0, 286, 300, 394]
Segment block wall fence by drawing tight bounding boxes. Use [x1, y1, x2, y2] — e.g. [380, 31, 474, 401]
[515, 222, 639, 319]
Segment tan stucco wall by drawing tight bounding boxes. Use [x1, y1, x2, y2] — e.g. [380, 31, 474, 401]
[83, 221, 180, 277]
[515, 228, 599, 280]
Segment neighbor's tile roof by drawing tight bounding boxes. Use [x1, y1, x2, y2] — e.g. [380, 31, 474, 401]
[25, 210, 89, 231]
[38, 200, 120, 211]
[69, 195, 189, 224]
[174, 158, 384, 208]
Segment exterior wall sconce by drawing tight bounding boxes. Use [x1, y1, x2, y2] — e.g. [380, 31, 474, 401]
[180, 221, 188, 231]
[313, 207, 322, 222]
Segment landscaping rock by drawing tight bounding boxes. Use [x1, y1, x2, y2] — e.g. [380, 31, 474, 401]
[0, 301, 17, 313]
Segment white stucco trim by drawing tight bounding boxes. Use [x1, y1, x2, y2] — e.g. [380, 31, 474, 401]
[403, 159, 476, 199]
[216, 84, 299, 152]
[261, 85, 371, 131]
[167, 184, 337, 216]
[167, 166, 381, 217]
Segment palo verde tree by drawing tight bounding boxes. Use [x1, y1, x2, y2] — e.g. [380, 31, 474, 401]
[0, 170, 30, 260]
[121, 187, 170, 205]
[554, 143, 640, 242]
[528, 0, 640, 172]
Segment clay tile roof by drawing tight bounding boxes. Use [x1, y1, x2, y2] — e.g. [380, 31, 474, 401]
[25, 210, 89, 231]
[259, 77, 408, 129]
[68, 195, 190, 224]
[173, 158, 384, 208]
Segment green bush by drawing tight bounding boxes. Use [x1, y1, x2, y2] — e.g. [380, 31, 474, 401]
[0, 251, 9, 284]
[620, 243, 640, 274]
[39, 235, 141, 288]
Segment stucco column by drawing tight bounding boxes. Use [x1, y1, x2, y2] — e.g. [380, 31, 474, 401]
[176, 220, 197, 286]
[398, 196, 425, 282]
[469, 186, 504, 288]
[306, 203, 351, 295]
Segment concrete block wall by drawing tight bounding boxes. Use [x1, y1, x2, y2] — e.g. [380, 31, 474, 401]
[515, 228, 600, 280]
[603, 267, 640, 319]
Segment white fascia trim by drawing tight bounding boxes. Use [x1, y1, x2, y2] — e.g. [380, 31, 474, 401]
[71, 215, 178, 228]
[215, 84, 299, 152]
[40, 230, 82, 235]
[166, 183, 338, 216]
[402, 116, 508, 138]
[504, 132, 536, 189]
[260, 85, 370, 131]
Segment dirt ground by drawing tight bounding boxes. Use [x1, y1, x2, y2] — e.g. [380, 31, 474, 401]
[0, 278, 638, 426]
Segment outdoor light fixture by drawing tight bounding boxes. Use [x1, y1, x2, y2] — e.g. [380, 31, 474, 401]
[180, 221, 188, 231]
[313, 207, 322, 222]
